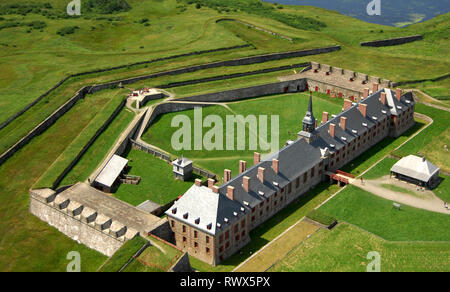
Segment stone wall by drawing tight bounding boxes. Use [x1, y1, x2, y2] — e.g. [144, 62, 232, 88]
[360, 35, 423, 47]
[177, 79, 307, 103]
[30, 192, 124, 257]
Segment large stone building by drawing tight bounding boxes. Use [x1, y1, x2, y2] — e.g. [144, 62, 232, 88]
[165, 88, 415, 265]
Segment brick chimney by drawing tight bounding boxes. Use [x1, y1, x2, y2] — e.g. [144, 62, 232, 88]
[224, 169, 231, 183]
[380, 92, 386, 105]
[258, 167, 265, 183]
[227, 186, 235, 200]
[239, 160, 247, 174]
[242, 176, 250, 192]
[396, 88, 402, 101]
[363, 88, 369, 99]
[195, 179, 202, 187]
[322, 112, 329, 124]
[208, 178, 215, 190]
[254, 152, 261, 166]
[340, 117, 347, 131]
[373, 83, 379, 93]
[329, 123, 336, 138]
[343, 99, 352, 111]
[358, 103, 367, 118]
[272, 159, 279, 174]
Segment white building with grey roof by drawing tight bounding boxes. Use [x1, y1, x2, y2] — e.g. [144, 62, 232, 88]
[166, 88, 415, 265]
[391, 155, 440, 188]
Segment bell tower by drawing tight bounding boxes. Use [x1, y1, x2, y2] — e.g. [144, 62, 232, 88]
[298, 93, 318, 143]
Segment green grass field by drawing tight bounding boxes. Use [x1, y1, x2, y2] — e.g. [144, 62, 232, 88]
[269, 223, 450, 272]
[114, 148, 204, 206]
[142, 92, 343, 177]
[319, 185, 450, 241]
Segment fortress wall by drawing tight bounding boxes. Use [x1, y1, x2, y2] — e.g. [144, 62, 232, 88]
[84, 46, 340, 91]
[307, 79, 362, 100]
[30, 193, 124, 257]
[177, 79, 307, 103]
[0, 86, 91, 166]
[361, 35, 423, 47]
[0, 46, 339, 167]
[0, 44, 251, 131]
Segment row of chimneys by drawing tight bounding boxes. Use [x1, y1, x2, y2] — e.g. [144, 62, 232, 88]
[196, 152, 281, 200]
[326, 89, 403, 137]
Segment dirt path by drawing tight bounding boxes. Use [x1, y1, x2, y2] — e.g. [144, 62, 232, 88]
[352, 176, 450, 215]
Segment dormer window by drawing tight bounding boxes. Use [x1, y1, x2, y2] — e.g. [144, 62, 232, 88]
[217, 223, 222, 229]
[362, 123, 368, 127]
[372, 116, 378, 121]
[397, 106, 402, 110]
[183, 213, 188, 219]
[258, 191, 264, 196]
[341, 137, 347, 141]
[194, 218, 200, 225]
[243, 201, 249, 206]
[240, 207, 245, 213]
[352, 130, 357, 134]
[171, 208, 177, 214]
[233, 212, 238, 217]
[207, 223, 212, 230]
[273, 182, 279, 187]
[224, 218, 229, 224]
[381, 110, 387, 114]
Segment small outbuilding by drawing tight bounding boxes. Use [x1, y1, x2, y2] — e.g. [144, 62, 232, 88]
[172, 156, 193, 181]
[94, 154, 129, 193]
[390, 155, 440, 189]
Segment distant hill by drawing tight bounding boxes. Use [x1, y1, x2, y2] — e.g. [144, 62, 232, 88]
[264, 0, 450, 27]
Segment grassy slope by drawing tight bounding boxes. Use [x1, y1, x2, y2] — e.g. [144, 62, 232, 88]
[269, 223, 450, 272]
[98, 236, 148, 272]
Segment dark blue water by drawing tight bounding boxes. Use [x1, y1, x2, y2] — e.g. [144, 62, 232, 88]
[264, 0, 450, 26]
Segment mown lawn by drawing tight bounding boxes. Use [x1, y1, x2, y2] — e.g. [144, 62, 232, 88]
[393, 103, 450, 173]
[114, 148, 204, 206]
[269, 223, 450, 272]
[318, 185, 450, 241]
[142, 92, 343, 177]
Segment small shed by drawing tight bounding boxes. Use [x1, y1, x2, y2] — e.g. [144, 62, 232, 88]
[94, 155, 129, 193]
[172, 156, 193, 181]
[390, 155, 440, 189]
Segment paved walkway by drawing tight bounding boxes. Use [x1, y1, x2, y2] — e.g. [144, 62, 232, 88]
[352, 175, 450, 215]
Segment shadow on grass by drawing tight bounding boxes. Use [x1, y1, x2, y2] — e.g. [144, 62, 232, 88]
[218, 181, 334, 268]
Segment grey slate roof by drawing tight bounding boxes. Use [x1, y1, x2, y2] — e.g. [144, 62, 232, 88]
[94, 154, 128, 188]
[166, 184, 245, 236]
[391, 155, 440, 182]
